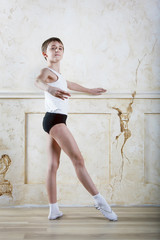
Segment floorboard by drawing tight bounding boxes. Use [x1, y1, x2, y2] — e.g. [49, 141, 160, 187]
[0, 207, 159, 240]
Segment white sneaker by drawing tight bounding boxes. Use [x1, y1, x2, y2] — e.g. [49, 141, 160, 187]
[48, 211, 63, 220]
[95, 204, 118, 221]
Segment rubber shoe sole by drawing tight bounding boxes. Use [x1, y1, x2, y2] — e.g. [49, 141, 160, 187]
[95, 205, 118, 221]
[48, 211, 63, 220]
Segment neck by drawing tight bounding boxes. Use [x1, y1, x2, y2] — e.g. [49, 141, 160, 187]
[47, 62, 61, 73]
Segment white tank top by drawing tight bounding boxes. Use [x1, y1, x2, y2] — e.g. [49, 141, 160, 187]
[44, 68, 68, 115]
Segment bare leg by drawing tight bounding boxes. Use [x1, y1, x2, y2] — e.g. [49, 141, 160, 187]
[48, 124, 118, 221]
[49, 124, 99, 196]
[46, 135, 61, 203]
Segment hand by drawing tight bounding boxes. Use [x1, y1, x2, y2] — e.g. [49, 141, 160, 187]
[89, 88, 107, 95]
[48, 86, 71, 100]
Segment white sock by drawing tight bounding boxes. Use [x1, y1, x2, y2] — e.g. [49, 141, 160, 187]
[93, 193, 112, 212]
[48, 202, 63, 220]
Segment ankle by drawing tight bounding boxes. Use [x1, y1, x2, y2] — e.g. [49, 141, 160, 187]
[49, 202, 60, 213]
[93, 193, 111, 210]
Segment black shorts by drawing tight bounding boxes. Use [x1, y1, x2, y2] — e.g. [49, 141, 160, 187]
[42, 112, 67, 134]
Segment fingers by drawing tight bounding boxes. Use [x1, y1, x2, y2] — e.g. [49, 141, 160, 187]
[61, 90, 71, 97]
[56, 90, 71, 100]
[95, 88, 107, 95]
[98, 88, 107, 93]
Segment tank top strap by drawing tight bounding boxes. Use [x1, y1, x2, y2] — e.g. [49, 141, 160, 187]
[48, 67, 61, 77]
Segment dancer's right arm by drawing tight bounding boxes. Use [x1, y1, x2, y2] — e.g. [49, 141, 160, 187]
[35, 68, 71, 100]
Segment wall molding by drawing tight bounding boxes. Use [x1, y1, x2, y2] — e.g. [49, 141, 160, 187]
[0, 91, 160, 99]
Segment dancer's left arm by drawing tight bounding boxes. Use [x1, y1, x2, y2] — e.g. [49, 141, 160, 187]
[67, 81, 106, 95]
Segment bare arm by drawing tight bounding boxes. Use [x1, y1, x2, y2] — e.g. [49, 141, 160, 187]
[35, 68, 71, 100]
[67, 81, 91, 93]
[67, 81, 107, 95]
[34, 68, 50, 91]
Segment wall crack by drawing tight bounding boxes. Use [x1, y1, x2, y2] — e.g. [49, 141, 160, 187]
[109, 39, 157, 200]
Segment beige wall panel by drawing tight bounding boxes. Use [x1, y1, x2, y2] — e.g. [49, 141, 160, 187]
[0, 97, 160, 206]
[144, 113, 160, 185]
[57, 113, 110, 205]
[25, 113, 48, 184]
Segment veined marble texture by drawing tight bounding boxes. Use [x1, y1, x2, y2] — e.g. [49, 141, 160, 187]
[0, 0, 160, 206]
[0, 0, 159, 92]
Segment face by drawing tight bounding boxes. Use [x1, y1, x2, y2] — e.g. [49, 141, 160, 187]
[44, 41, 64, 62]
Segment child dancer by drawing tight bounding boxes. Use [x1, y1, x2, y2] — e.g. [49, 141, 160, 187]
[35, 37, 118, 221]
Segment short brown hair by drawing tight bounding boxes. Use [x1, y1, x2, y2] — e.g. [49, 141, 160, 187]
[41, 37, 64, 60]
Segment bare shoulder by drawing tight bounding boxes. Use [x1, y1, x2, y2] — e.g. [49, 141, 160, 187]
[40, 67, 50, 75]
[36, 68, 50, 82]
[39, 68, 58, 83]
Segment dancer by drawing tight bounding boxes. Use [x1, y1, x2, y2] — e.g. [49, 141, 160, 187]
[35, 37, 118, 221]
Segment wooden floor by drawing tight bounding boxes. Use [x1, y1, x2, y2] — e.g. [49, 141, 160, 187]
[0, 206, 160, 240]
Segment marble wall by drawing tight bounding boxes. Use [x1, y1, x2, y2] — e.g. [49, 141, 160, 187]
[0, 0, 160, 206]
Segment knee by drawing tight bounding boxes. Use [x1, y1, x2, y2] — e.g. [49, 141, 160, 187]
[48, 161, 59, 173]
[72, 154, 85, 169]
